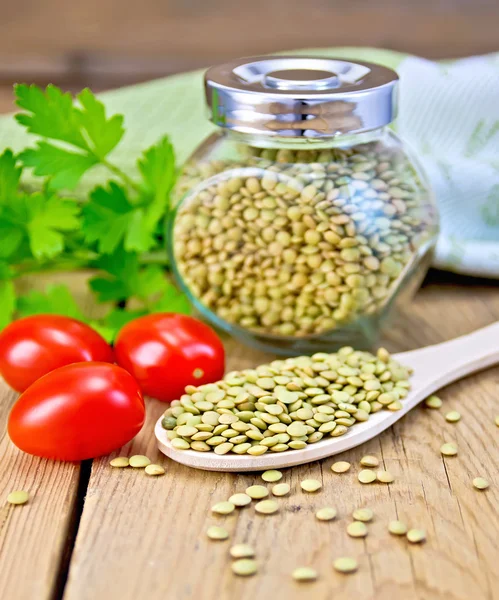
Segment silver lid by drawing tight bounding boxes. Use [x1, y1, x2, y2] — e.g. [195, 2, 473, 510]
[205, 56, 398, 138]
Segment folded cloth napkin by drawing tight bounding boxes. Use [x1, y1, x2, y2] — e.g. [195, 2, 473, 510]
[1, 47, 498, 276]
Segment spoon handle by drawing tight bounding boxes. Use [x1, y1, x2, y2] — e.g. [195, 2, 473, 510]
[395, 321, 499, 397]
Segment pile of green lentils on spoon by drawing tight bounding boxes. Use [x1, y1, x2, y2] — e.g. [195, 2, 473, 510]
[161, 346, 412, 455]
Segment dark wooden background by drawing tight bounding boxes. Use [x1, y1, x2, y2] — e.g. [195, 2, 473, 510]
[1, 0, 498, 113]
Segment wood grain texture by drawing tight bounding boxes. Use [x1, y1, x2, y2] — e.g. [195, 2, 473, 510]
[0, 0, 498, 95]
[0, 384, 81, 600]
[0, 272, 108, 600]
[61, 277, 499, 600]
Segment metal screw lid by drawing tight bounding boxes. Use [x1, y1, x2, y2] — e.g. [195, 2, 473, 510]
[205, 56, 398, 138]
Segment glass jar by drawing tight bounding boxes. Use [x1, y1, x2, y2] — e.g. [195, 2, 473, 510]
[169, 56, 439, 354]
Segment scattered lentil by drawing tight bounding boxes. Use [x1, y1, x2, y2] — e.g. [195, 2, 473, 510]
[206, 526, 229, 540]
[316, 507, 337, 521]
[232, 559, 258, 576]
[212, 501, 236, 515]
[347, 521, 368, 538]
[360, 455, 379, 468]
[440, 443, 458, 456]
[358, 469, 376, 484]
[230, 544, 255, 559]
[261, 470, 283, 483]
[145, 464, 165, 476]
[300, 479, 322, 493]
[292, 567, 318, 582]
[407, 529, 426, 544]
[129, 455, 151, 468]
[445, 411, 461, 423]
[7, 490, 29, 505]
[229, 493, 252, 507]
[376, 470, 395, 483]
[333, 557, 358, 574]
[352, 508, 373, 522]
[472, 477, 489, 490]
[425, 395, 442, 409]
[388, 520, 408, 535]
[246, 485, 269, 499]
[255, 500, 279, 514]
[331, 461, 351, 473]
[110, 457, 129, 468]
[272, 483, 291, 497]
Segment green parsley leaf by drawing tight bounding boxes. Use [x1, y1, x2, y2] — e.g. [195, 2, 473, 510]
[26, 193, 80, 259]
[75, 88, 124, 158]
[0, 279, 16, 329]
[0, 262, 16, 329]
[16, 284, 114, 341]
[0, 149, 22, 203]
[2, 191, 80, 260]
[136, 135, 176, 236]
[82, 182, 156, 254]
[89, 247, 168, 304]
[17, 284, 87, 320]
[20, 142, 99, 190]
[15, 84, 89, 149]
[103, 307, 148, 332]
[138, 135, 176, 199]
[15, 85, 125, 190]
[0, 217, 24, 259]
[153, 284, 191, 315]
[89, 247, 140, 303]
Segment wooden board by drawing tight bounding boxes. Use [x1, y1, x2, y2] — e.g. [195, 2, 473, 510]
[0, 273, 106, 600]
[61, 278, 499, 600]
[0, 376, 81, 600]
[0, 0, 498, 97]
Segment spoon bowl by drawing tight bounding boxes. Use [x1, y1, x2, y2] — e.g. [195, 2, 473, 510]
[155, 323, 499, 471]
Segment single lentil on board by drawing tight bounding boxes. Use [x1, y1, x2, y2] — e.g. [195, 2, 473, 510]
[331, 461, 351, 473]
[425, 395, 442, 409]
[440, 443, 458, 456]
[230, 544, 255, 559]
[407, 529, 426, 544]
[272, 483, 291, 497]
[360, 455, 379, 467]
[352, 508, 374, 522]
[333, 557, 358, 574]
[472, 477, 489, 490]
[316, 507, 337, 521]
[292, 567, 318, 582]
[144, 464, 165, 476]
[7, 490, 29, 505]
[161, 346, 412, 456]
[173, 143, 436, 340]
[110, 457, 130, 468]
[231, 559, 258, 576]
[388, 520, 408, 535]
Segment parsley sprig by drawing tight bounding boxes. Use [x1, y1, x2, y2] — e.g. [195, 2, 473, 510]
[0, 84, 189, 337]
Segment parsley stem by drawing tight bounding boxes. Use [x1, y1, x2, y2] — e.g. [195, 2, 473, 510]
[140, 250, 170, 265]
[101, 159, 141, 194]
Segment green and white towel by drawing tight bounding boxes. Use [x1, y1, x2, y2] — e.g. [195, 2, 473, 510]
[1, 47, 498, 276]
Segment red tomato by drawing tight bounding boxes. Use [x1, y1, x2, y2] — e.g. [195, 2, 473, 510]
[0, 315, 114, 392]
[8, 362, 145, 461]
[114, 313, 225, 402]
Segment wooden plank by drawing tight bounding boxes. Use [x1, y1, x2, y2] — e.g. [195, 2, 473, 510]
[0, 384, 81, 600]
[63, 280, 499, 600]
[0, 0, 498, 94]
[0, 272, 107, 600]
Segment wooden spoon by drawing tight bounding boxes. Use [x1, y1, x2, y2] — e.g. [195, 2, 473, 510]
[155, 323, 499, 471]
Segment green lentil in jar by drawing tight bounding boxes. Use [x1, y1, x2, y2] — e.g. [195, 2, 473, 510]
[172, 143, 436, 340]
[162, 347, 411, 456]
